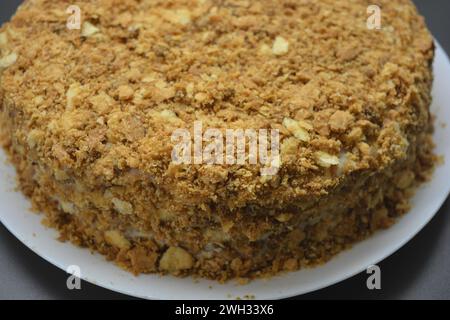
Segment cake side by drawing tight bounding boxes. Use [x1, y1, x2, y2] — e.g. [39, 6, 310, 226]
[0, 113, 436, 279]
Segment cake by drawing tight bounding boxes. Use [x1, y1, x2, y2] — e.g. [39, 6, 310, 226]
[0, 0, 436, 281]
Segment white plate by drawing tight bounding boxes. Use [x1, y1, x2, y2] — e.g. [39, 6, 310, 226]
[1, 43, 450, 301]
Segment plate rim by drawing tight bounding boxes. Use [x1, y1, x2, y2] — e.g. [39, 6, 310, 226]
[1, 41, 449, 301]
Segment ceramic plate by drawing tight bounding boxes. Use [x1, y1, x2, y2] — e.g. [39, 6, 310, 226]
[1, 42, 449, 300]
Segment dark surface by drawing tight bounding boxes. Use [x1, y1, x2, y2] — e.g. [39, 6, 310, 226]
[0, 0, 449, 300]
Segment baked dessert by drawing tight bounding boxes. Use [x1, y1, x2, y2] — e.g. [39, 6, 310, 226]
[0, 0, 436, 281]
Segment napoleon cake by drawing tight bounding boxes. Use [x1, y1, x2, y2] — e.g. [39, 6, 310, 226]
[0, 0, 436, 281]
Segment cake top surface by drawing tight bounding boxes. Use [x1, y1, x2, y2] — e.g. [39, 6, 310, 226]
[0, 0, 434, 209]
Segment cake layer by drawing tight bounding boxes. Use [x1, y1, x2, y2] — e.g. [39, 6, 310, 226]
[0, 106, 436, 279]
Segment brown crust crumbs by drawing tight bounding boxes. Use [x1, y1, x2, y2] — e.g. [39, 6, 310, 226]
[0, 0, 436, 281]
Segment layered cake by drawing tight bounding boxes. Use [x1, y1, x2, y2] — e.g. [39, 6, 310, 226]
[0, 0, 436, 281]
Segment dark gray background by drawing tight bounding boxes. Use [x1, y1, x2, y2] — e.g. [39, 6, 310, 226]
[0, 0, 449, 300]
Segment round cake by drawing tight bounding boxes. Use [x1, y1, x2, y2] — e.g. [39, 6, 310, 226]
[0, 0, 435, 281]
